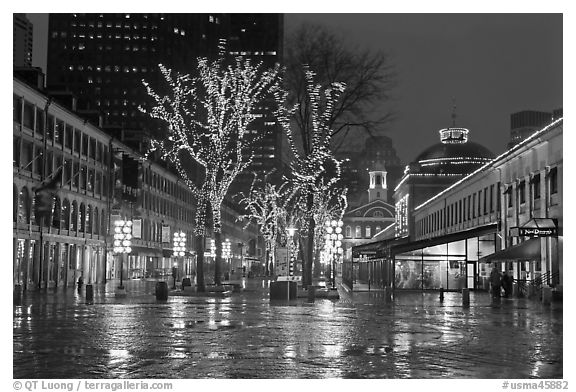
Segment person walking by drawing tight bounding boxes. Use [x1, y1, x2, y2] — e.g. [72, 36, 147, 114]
[490, 266, 502, 298]
[501, 271, 512, 298]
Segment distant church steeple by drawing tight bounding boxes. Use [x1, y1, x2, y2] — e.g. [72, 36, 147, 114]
[367, 152, 388, 203]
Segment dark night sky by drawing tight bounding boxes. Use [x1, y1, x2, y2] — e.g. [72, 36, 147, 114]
[27, 12, 562, 164]
[287, 13, 563, 163]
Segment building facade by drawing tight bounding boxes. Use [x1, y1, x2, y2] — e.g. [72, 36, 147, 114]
[353, 118, 563, 297]
[340, 159, 395, 289]
[393, 125, 494, 239]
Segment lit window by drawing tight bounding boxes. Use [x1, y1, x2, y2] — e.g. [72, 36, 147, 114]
[366, 226, 371, 238]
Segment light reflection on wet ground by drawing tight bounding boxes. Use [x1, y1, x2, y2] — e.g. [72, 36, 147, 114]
[13, 278, 562, 379]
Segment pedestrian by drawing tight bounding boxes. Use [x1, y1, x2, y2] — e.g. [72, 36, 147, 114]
[501, 271, 512, 298]
[490, 266, 502, 298]
[77, 274, 84, 289]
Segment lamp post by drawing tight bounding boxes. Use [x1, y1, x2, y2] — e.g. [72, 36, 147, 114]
[113, 219, 132, 295]
[222, 239, 231, 280]
[172, 231, 186, 289]
[237, 242, 245, 277]
[324, 219, 343, 290]
[286, 227, 298, 300]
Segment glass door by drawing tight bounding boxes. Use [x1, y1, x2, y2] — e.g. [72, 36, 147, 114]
[467, 262, 476, 289]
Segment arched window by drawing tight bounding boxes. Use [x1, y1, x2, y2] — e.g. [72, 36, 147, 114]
[70, 201, 78, 232]
[355, 226, 361, 238]
[18, 187, 30, 224]
[52, 196, 61, 228]
[94, 207, 99, 235]
[345, 226, 352, 238]
[85, 205, 92, 234]
[373, 210, 384, 217]
[79, 203, 86, 232]
[61, 199, 70, 230]
[100, 209, 106, 236]
[366, 226, 371, 238]
[13, 184, 18, 223]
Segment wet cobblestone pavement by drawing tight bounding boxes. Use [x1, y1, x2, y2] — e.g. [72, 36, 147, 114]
[13, 278, 563, 379]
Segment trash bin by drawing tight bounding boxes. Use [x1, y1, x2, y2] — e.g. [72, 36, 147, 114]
[86, 284, 94, 301]
[155, 281, 168, 300]
[182, 278, 191, 289]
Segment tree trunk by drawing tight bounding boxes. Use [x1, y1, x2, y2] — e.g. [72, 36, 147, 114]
[305, 191, 314, 287]
[298, 236, 306, 279]
[314, 247, 322, 279]
[195, 234, 205, 292]
[214, 230, 222, 285]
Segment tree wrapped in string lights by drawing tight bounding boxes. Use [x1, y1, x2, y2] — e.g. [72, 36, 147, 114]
[237, 173, 295, 277]
[141, 57, 283, 288]
[276, 67, 347, 287]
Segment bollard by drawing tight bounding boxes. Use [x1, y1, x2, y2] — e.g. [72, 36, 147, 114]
[86, 284, 94, 301]
[307, 285, 316, 303]
[385, 286, 393, 303]
[542, 287, 552, 305]
[462, 288, 470, 307]
[155, 281, 169, 301]
[439, 287, 444, 302]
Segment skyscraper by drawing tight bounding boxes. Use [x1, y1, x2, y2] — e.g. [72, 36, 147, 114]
[508, 110, 553, 149]
[46, 13, 284, 194]
[14, 14, 33, 67]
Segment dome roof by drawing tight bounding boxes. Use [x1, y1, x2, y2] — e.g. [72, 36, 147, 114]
[410, 127, 494, 175]
[415, 141, 494, 162]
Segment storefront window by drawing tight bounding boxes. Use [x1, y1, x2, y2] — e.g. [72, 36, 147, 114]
[395, 259, 422, 289]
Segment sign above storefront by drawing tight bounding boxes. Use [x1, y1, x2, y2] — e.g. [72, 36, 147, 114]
[510, 218, 558, 237]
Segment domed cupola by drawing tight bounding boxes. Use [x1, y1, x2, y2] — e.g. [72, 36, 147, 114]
[410, 106, 494, 175]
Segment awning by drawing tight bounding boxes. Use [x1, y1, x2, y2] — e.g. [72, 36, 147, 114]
[391, 223, 497, 256]
[479, 238, 541, 263]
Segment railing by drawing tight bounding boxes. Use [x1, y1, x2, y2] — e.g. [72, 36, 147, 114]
[513, 271, 560, 297]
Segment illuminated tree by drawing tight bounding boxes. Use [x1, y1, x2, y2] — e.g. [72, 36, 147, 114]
[276, 68, 347, 286]
[141, 56, 283, 288]
[285, 22, 396, 152]
[237, 173, 295, 276]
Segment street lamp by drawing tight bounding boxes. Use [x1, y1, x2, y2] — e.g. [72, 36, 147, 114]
[113, 219, 132, 293]
[286, 227, 298, 277]
[324, 219, 343, 290]
[223, 239, 231, 280]
[172, 231, 186, 289]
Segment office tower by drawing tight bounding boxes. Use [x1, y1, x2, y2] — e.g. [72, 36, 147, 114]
[14, 14, 34, 67]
